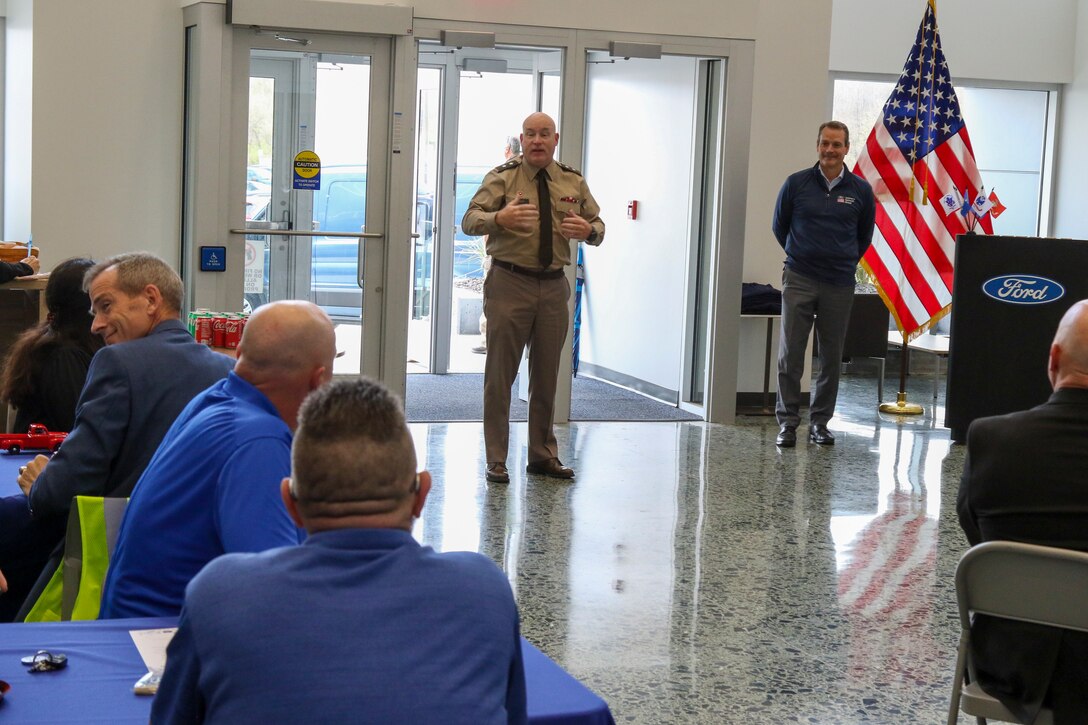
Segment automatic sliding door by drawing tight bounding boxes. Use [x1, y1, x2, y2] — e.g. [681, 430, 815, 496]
[241, 38, 390, 376]
[415, 46, 562, 375]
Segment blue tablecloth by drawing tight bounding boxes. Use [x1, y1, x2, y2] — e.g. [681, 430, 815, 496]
[0, 452, 36, 497]
[0, 618, 614, 724]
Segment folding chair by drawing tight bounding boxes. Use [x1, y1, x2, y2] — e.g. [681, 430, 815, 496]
[947, 541, 1088, 725]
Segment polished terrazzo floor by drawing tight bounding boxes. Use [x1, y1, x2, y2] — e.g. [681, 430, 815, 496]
[409, 361, 968, 724]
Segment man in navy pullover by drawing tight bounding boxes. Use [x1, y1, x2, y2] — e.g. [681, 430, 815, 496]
[772, 121, 876, 447]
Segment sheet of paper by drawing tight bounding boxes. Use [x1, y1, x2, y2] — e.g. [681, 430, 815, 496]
[129, 627, 177, 675]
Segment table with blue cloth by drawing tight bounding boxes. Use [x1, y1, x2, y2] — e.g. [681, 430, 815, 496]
[0, 451, 37, 496]
[0, 620, 614, 723]
[0, 452, 60, 622]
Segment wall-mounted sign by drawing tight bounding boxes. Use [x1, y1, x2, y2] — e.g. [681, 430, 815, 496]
[199, 246, 227, 272]
[293, 150, 321, 190]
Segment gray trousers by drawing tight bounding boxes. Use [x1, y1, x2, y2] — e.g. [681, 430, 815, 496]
[483, 265, 570, 465]
[776, 267, 855, 428]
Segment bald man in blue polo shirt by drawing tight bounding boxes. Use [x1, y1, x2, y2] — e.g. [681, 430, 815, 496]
[99, 301, 336, 619]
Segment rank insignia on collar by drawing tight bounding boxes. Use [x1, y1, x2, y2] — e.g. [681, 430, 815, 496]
[555, 161, 582, 176]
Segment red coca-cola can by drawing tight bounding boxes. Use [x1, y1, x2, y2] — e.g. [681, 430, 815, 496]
[212, 315, 228, 347]
[224, 316, 242, 349]
[194, 315, 213, 346]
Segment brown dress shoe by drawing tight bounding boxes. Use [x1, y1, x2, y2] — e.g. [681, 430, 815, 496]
[486, 463, 509, 483]
[525, 458, 575, 479]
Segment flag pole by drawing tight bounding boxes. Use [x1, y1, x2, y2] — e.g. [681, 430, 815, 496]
[877, 0, 935, 416]
[880, 336, 924, 415]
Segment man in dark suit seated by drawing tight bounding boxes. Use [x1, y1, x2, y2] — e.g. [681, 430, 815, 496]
[153, 378, 528, 724]
[7, 252, 234, 619]
[957, 298, 1088, 724]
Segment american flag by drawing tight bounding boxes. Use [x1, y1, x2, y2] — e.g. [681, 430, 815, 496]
[853, 0, 991, 341]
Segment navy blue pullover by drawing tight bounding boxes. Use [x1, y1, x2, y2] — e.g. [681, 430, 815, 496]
[772, 163, 876, 286]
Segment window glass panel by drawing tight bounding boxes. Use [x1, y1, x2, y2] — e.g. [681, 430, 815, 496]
[833, 78, 1050, 237]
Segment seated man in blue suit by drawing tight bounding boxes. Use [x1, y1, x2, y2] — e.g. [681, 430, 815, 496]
[958, 298, 1088, 724]
[153, 378, 528, 725]
[6, 252, 234, 619]
[100, 300, 336, 618]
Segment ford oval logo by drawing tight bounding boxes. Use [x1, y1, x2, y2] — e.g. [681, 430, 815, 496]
[981, 275, 1065, 305]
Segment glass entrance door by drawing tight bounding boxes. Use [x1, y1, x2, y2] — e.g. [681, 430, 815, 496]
[241, 37, 391, 376]
[409, 45, 562, 375]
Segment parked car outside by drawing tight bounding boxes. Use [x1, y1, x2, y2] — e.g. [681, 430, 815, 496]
[245, 164, 491, 317]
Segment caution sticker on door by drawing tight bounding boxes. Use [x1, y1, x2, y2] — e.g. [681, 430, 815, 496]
[293, 150, 321, 190]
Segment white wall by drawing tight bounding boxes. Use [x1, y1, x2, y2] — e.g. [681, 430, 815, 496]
[830, 0, 1077, 82]
[741, 0, 834, 287]
[378, 0, 758, 39]
[580, 54, 698, 395]
[1054, 0, 1088, 239]
[14, 0, 184, 269]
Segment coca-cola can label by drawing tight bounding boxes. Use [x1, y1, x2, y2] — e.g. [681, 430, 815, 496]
[194, 316, 213, 346]
[212, 315, 228, 347]
[224, 317, 242, 349]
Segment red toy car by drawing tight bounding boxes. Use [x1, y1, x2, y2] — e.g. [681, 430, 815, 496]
[0, 424, 67, 454]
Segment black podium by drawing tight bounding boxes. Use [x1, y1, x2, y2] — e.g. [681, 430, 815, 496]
[946, 234, 1088, 441]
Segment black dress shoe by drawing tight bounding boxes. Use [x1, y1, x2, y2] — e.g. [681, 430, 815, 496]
[525, 458, 575, 479]
[809, 424, 835, 445]
[775, 425, 797, 447]
[486, 463, 509, 483]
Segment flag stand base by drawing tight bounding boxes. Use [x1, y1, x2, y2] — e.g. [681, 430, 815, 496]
[879, 392, 924, 415]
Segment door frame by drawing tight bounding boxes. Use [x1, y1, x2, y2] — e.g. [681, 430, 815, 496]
[185, 4, 753, 420]
[182, 1, 417, 396]
[414, 20, 753, 423]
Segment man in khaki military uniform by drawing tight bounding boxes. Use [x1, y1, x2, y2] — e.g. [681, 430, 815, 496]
[462, 112, 605, 483]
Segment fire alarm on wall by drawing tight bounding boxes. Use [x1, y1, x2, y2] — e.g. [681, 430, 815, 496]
[627, 200, 638, 220]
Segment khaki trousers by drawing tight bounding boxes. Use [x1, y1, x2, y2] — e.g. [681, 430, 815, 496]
[483, 265, 570, 465]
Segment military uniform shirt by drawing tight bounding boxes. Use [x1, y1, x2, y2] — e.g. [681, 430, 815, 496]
[462, 156, 605, 270]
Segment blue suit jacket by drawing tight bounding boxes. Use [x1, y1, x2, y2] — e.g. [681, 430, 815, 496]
[28, 319, 234, 518]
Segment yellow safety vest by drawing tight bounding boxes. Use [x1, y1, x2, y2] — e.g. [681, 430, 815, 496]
[23, 496, 129, 622]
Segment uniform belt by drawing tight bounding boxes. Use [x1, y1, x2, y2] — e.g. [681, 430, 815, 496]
[491, 259, 564, 280]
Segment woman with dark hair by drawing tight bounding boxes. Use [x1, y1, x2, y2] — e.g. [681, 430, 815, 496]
[0, 258, 101, 621]
[0, 257, 103, 433]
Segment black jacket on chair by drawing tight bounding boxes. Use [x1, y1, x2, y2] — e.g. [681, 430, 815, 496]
[957, 387, 1088, 724]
